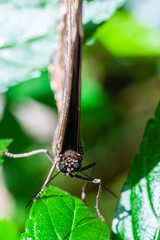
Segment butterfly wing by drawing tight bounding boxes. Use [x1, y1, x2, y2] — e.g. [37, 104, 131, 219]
[50, 0, 83, 156]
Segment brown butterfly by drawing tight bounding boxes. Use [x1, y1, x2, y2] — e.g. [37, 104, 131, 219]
[50, 0, 83, 175]
[2, 0, 118, 221]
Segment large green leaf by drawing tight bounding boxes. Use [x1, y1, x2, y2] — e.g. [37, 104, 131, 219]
[0, 138, 13, 165]
[96, 11, 160, 57]
[21, 186, 110, 240]
[111, 102, 160, 240]
[0, 219, 19, 240]
[0, 0, 126, 93]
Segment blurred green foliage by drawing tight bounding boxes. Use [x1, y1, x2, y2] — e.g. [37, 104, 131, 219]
[96, 11, 160, 57]
[0, 219, 19, 240]
[0, 139, 12, 165]
[0, 0, 160, 238]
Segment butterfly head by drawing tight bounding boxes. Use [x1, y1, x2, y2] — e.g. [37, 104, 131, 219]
[58, 150, 82, 176]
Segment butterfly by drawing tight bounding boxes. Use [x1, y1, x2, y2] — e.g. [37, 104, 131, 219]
[1, 0, 118, 221]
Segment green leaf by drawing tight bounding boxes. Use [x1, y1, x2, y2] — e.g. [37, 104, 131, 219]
[0, 139, 13, 165]
[0, 219, 19, 240]
[21, 186, 110, 240]
[96, 11, 160, 57]
[111, 101, 160, 240]
[0, 0, 127, 93]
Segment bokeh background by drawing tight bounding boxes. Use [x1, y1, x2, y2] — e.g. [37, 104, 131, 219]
[0, 0, 160, 238]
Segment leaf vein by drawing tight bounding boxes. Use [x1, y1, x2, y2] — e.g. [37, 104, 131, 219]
[43, 199, 61, 240]
[68, 199, 76, 240]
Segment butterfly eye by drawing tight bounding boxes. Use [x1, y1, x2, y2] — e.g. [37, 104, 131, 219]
[73, 162, 81, 171]
[59, 163, 67, 173]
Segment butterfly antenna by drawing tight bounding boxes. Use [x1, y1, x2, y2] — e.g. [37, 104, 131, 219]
[47, 171, 60, 184]
[25, 199, 33, 208]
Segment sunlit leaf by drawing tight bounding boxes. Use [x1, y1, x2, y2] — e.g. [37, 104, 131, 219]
[0, 0, 126, 93]
[83, 0, 126, 24]
[112, 102, 160, 240]
[21, 186, 110, 240]
[0, 1, 59, 93]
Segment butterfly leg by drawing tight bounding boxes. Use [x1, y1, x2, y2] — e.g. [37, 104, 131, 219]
[81, 182, 87, 203]
[95, 179, 105, 221]
[32, 158, 59, 201]
[1, 149, 55, 163]
[93, 178, 119, 221]
[81, 162, 96, 203]
[77, 174, 105, 221]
